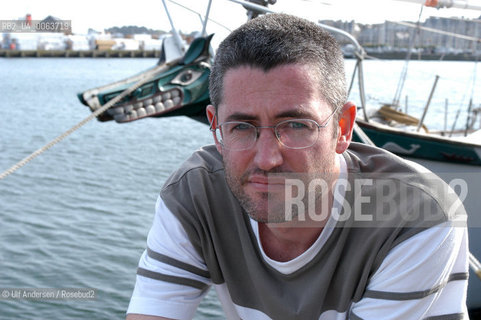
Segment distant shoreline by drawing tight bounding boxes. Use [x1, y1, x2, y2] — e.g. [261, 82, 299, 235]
[0, 49, 479, 61]
[0, 49, 161, 58]
[360, 51, 480, 62]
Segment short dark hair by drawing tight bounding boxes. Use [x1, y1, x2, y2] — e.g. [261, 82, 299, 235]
[209, 13, 347, 113]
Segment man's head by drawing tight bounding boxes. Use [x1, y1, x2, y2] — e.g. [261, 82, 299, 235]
[206, 13, 356, 223]
[209, 13, 347, 115]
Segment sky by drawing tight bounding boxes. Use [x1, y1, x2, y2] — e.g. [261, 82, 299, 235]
[3, 0, 481, 35]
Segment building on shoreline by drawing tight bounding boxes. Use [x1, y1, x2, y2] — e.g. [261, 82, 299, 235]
[322, 16, 481, 58]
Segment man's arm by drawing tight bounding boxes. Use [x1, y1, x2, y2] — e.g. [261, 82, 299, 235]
[350, 222, 469, 319]
[126, 197, 211, 319]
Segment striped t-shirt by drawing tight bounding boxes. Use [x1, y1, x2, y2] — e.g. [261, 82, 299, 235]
[128, 142, 469, 319]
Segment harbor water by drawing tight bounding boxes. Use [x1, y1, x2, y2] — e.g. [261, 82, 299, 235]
[0, 57, 479, 319]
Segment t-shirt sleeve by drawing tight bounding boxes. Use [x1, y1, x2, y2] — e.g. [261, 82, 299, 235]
[127, 196, 212, 319]
[350, 221, 469, 320]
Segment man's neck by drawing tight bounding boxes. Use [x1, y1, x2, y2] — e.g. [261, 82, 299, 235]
[257, 154, 343, 262]
[258, 222, 325, 262]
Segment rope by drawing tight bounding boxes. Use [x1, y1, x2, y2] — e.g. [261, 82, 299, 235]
[470, 252, 481, 280]
[391, 3, 424, 107]
[0, 61, 174, 181]
[347, 59, 359, 97]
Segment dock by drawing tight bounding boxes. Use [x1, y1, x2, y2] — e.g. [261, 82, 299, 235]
[1, 49, 479, 61]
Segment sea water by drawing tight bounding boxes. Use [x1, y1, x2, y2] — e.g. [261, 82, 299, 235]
[0, 57, 479, 319]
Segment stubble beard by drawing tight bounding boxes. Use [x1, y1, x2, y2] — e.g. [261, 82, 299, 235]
[223, 155, 338, 225]
[224, 163, 285, 223]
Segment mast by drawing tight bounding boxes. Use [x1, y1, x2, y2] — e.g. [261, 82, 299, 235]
[161, 0, 186, 53]
[201, 0, 213, 37]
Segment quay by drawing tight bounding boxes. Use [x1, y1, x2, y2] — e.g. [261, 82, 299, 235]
[0, 49, 161, 58]
[0, 49, 478, 61]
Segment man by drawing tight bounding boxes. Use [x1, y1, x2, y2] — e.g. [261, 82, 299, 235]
[127, 13, 469, 319]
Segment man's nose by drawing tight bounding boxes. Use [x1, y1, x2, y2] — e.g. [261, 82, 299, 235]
[252, 128, 284, 171]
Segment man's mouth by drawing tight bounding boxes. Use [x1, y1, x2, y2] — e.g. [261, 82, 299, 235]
[246, 175, 287, 192]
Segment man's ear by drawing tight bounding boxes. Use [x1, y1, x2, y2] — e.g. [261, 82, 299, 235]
[206, 105, 223, 154]
[336, 101, 357, 154]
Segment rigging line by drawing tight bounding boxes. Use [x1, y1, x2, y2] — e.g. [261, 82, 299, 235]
[470, 252, 481, 280]
[449, 97, 467, 136]
[464, 44, 478, 133]
[451, 42, 479, 135]
[167, 0, 232, 33]
[347, 59, 359, 97]
[469, 43, 478, 101]
[392, 3, 425, 107]
[0, 61, 175, 181]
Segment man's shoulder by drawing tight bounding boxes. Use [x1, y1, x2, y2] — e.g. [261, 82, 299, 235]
[344, 142, 442, 189]
[344, 142, 420, 174]
[162, 145, 224, 189]
[344, 142, 466, 227]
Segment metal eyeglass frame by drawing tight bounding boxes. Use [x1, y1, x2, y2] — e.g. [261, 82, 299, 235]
[209, 104, 341, 150]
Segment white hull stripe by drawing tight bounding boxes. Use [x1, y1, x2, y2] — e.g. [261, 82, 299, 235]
[136, 267, 208, 290]
[363, 272, 468, 301]
[146, 247, 210, 278]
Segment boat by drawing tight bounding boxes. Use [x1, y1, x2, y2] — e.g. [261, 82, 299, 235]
[77, 0, 481, 315]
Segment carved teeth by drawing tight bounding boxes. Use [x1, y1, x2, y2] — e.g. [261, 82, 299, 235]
[164, 99, 174, 109]
[146, 105, 155, 115]
[113, 90, 182, 121]
[155, 102, 164, 112]
[114, 114, 128, 122]
[137, 108, 147, 118]
[108, 106, 124, 115]
[144, 98, 153, 107]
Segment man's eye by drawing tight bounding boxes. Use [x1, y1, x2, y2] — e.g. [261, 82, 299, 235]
[287, 121, 309, 129]
[232, 123, 252, 131]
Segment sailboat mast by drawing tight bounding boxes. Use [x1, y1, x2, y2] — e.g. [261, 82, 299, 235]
[161, 0, 186, 53]
[201, 0, 213, 37]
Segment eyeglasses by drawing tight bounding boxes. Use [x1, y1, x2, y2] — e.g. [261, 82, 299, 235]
[210, 106, 339, 151]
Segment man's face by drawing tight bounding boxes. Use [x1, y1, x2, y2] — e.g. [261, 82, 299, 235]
[214, 64, 342, 223]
